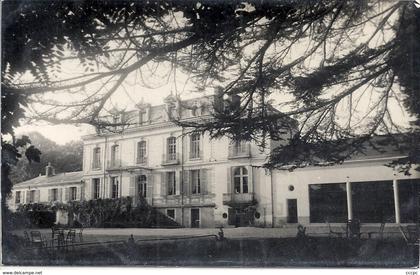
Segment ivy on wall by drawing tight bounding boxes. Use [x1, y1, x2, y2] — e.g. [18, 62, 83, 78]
[14, 197, 179, 228]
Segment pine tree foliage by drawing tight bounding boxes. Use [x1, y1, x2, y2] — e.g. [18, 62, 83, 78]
[1, 0, 419, 173]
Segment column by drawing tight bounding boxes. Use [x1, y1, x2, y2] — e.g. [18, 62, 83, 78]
[393, 178, 400, 224]
[346, 179, 353, 221]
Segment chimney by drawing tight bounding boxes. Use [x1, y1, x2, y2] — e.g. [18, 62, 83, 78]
[45, 162, 55, 177]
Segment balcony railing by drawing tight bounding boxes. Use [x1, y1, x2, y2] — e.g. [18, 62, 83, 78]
[228, 143, 251, 159]
[136, 156, 148, 166]
[162, 153, 180, 165]
[222, 192, 255, 206]
[91, 161, 102, 170]
[189, 150, 203, 160]
[107, 159, 122, 170]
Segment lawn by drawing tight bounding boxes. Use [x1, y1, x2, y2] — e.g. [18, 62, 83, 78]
[3, 233, 418, 267]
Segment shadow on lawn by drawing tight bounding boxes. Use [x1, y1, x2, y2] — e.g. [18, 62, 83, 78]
[3, 234, 419, 267]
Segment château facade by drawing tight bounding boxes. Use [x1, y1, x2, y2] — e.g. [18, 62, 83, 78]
[81, 94, 283, 227]
[9, 95, 420, 228]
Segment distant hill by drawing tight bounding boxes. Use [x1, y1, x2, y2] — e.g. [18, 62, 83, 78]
[10, 131, 83, 184]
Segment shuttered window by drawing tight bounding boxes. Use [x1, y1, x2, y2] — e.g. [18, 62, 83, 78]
[110, 145, 119, 166]
[111, 176, 119, 199]
[137, 175, 147, 197]
[29, 190, 36, 203]
[167, 171, 176, 196]
[191, 170, 201, 194]
[70, 187, 77, 201]
[51, 188, 58, 201]
[93, 178, 100, 199]
[15, 191, 21, 204]
[92, 147, 101, 169]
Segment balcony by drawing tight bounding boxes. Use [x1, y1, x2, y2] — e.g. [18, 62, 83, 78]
[91, 161, 102, 170]
[189, 150, 203, 161]
[223, 192, 255, 206]
[162, 153, 180, 165]
[136, 157, 148, 166]
[228, 143, 251, 159]
[107, 159, 122, 170]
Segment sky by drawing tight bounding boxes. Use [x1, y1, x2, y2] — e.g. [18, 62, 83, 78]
[13, 1, 415, 145]
[15, 86, 195, 144]
[15, 66, 210, 144]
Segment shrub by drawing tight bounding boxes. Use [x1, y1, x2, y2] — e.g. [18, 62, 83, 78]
[14, 197, 181, 228]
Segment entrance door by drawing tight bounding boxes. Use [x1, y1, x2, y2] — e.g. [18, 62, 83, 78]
[287, 199, 298, 223]
[228, 208, 235, 225]
[191, 209, 200, 228]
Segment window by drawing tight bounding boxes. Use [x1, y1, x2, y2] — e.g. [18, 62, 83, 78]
[29, 190, 36, 203]
[233, 167, 248, 193]
[139, 110, 145, 125]
[70, 187, 77, 201]
[137, 175, 147, 197]
[191, 208, 200, 228]
[398, 179, 420, 223]
[167, 103, 175, 120]
[110, 144, 119, 166]
[230, 141, 248, 156]
[92, 147, 101, 169]
[190, 134, 201, 159]
[167, 171, 176, 196]
[167, 137, 177, 161]
[15, 191, 21, 204]
[137, 141, 147, 164]
[111, 176, 119, 199]
[309, 183, 347, 223]
[191, 170, 201, 194]
[191, 107, 197, 116]
[93, 178, 100, 199]
[167, 209, 175, 220]
[51, 188, 58, 201]
[112, 115, 119, 130]
[352, 181, 395, 223]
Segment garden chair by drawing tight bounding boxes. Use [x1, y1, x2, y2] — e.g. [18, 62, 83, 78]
[30, 231, 48, 248]
[77, 227, 84, 243]
[65, 229, 77, 250]
[346, 219, 362, 239]
[400, 225, 419, 246]
[51, 229, 66, 250]
[296, 224, 307, 239]
[327, 221, 346, 238]
[23, 231, 32, 246]
[51, 226, 63, 239]
[366, 222, 386, 239]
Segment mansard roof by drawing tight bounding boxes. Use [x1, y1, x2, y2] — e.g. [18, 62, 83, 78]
[13, 171, 84, 189]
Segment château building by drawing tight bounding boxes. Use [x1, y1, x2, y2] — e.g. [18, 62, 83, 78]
[9, 95, 420, 228]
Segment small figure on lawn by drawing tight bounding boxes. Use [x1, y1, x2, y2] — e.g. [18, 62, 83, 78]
[296, 224, 307, 240]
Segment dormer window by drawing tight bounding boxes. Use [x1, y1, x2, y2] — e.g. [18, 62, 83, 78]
[167, 103, 175, 120]
[164, 94, 179, 120]
[112, 115, 119, 131]
[139, 110, 146, 125]
[191, 107, 197, 117]
[136, 99, 151, 125]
